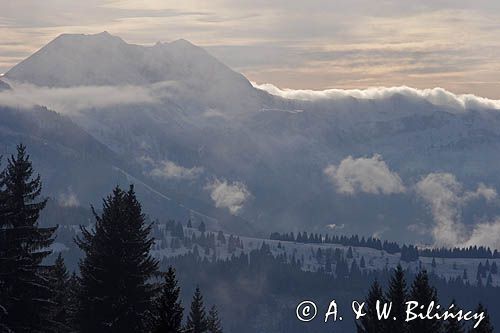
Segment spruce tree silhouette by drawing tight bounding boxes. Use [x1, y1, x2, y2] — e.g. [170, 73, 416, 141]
[468, 304, 494, 333]
[76, 185, 158, 332]
[356, 280, 386, 333]
[186, 287, 208, 333]
[385, 265, 408, 333]
[0, 144, 57, 332]
[444, 300, 465, 333]
[207, 305, 223, 333]
[408, 270, 441, 333]
[153, 266, 184, 333]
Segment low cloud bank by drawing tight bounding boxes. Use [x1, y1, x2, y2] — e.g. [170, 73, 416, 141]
[324, 154, 405, 195]
[0, 81, 161, 113]
[205, 178, 251, 215]
[253, 82, 500, 110]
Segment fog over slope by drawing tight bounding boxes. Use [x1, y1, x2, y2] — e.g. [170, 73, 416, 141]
[2, 32, 500, 248]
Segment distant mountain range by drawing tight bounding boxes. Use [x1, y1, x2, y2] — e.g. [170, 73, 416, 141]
[2, 32, 500, 247]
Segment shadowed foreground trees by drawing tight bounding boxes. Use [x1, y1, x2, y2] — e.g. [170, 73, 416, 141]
[358, 266, 494, 333]
[0, 144, 224, 333]
[0, 144, 58, 332]
[76, 185, 158, 332]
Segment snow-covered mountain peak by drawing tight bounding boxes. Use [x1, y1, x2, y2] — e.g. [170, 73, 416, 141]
[4, 32, 253, 91]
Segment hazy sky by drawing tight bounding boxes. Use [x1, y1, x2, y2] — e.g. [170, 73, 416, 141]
[2, 1, 500, 98]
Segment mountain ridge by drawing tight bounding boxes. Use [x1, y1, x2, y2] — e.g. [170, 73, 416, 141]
[4, 32, 254, 92]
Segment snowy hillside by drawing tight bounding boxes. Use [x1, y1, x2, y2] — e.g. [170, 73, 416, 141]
[51, 221, 500, 288]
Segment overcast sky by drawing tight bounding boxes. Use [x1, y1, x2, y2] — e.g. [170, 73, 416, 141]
[2, 1, 500, 98]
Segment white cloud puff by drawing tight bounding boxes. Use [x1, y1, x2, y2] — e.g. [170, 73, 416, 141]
[205, 178, 251, 215]
[57, 188, 80, 207]
[150, 160, 203, 180]
[415, 172, 499, 248]
[324, 154, 405, 195]
[253, 83, 500, 110]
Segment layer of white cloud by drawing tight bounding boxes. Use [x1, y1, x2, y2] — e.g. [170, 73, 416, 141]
[415, 172, 499, 248]
[253, 83, 500, 110]
[150, 160, 203, 180]
[324, 154, 405, 195]
[0, 82, 159, 113]
[205, 178, 250, 215]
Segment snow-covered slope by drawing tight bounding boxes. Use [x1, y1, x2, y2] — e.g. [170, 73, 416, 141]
[52, 222, 500, 287]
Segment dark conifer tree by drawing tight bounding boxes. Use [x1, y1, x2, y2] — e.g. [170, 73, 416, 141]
[408, 270, 441, 333]
[0, 144, 57, 332]
[66, 272, 80, 330]
[207, 305, 223, 333]
[468, 304, 493, 333]
[186, 287, 208, 333]
[385, 265, 408, 333]
[444, 300, 465, 333]
[153, 267, 184, 333]
[347, 246, 354, 259]
[76, 185, 158, 332]
[356, 280, 386, 333]
[490, 262, 498, 274]
[360, 256, 366, 269]
[51, 253, 71, 332]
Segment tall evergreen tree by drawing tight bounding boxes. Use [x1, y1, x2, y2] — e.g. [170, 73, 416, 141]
[186, 287, 208, 333]
[468, 304, 494, 333]
[65, 272, 80, 331]
[76, 185, 158, 332]
[385, 265, 408, 333]
[51, 253, 71, 332]
[153, 267, 184, 333]
[407, 270, 442, 333]
[356, 280, 386, 333]
[0, 144, 57, 332]
[207, 305, 223, 333]
[444, 300, 465, 333]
